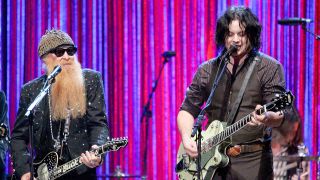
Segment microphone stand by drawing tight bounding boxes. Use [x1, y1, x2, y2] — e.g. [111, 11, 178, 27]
[24, 78, 56, 180]
[140, 55, 172, 177]
[302, 24, 320, 40]
[191, 50, 232, 180]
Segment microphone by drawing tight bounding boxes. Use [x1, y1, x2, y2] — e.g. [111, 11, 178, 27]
[220, 44, 238, 61]
[278, 18, 312, 25]
[47, 65, 62, 81]
[227, 44, 238, 54]
[162, 51, 176, 58]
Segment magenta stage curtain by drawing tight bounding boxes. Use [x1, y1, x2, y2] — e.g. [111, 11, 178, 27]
[0, 0, 319, 179]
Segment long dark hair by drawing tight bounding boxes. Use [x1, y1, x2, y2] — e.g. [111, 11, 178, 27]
[215, 6, 262, 50]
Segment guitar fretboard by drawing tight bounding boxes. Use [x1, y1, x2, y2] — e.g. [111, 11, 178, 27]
[50, 138, 127, 179]
[201, 104, 270, 153]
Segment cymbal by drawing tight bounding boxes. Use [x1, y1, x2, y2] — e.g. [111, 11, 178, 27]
[104, 165, 146, 178]
[273, 155, 320, 161]
[104, 174, 145, 178]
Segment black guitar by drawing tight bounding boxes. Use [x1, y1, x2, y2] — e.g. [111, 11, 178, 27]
[176, 91, 294, 180]
[33, 137, 128, 180]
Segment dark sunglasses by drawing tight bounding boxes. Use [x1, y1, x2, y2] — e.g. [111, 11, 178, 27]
[50, 46, 77, 57]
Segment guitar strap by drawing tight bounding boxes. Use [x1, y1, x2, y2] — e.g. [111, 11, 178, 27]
[226, 54, 260, 126]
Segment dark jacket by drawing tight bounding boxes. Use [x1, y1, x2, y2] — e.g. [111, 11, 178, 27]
[11, 69, 109, 178]
[0, 90, 9, 170]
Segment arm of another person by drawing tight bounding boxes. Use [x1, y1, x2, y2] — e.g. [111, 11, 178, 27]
[10, 88, 33, 179]
[0, 91, 9, 137]
[0, 91, 9, 171]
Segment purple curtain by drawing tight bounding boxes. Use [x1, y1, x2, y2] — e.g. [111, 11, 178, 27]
[0, 0, 319, 179]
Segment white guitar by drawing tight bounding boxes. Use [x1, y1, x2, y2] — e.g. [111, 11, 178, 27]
[176, 91, 294, 180]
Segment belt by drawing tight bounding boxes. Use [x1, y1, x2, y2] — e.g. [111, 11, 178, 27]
[227, 143, 266, 157]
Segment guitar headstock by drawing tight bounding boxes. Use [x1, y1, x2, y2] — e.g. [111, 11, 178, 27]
[102, 137, 128, 152]
[269, 91, 294, 112]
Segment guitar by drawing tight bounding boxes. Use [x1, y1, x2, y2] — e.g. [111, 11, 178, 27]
[176, 91, 294, 180]
[33, 137, 128, 180]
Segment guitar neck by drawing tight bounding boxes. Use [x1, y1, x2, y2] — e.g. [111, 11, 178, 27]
[206, 103, 271, 148]
[50, 138, 128, 179]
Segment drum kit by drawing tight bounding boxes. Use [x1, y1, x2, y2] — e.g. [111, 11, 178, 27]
[273, 155, 320, 162]
[273, 144, 320, 180]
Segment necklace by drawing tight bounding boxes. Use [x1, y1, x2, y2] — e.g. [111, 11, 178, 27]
[48, 89, 62, 152]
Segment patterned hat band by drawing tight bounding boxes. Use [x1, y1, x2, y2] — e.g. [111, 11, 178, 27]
[38, 29, 75, 58]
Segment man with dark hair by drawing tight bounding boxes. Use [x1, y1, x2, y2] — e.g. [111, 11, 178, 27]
[177, 6, 288, 179]
[0, 90, 9, 180]
[11, 29, 109, 180]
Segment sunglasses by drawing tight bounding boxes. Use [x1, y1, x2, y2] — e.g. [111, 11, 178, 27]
[50, 46, 77, 57]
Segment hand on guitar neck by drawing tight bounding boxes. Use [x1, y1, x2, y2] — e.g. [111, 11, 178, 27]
[80, 145, 102, 168]
[249, 104, 284, 127]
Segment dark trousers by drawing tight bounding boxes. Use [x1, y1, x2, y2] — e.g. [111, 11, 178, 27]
[0, 168, 5, 180]
[56, 168, 97, 180]
[213, 150, 273, 180]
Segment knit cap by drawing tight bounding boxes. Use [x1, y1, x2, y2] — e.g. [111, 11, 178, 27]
[38, 29, 75, 58]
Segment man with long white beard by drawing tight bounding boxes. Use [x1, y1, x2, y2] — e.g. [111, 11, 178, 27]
[11, 29, 109, 180]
